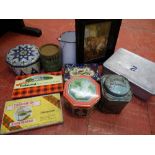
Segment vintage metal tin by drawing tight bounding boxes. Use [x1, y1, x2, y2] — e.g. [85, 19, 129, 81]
[39, 44, 62, 72]
[64, 63, 101, 81]
[99, 74, 132, 114]
[6, 44, 40, 75]
[103, 48, 155, 100]
[63, 76, 101, 116]
[58, 31, 76, 65]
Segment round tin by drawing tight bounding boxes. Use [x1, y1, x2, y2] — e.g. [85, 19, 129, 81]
[39, 44, 62, 72]
[58, 31, 76, 65]
[63, 76, 101, 116]
[6, 44, 40, 75]
[98, 74, 132, 114]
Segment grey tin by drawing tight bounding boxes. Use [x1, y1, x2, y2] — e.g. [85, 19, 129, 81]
[103, 48, 155, 100]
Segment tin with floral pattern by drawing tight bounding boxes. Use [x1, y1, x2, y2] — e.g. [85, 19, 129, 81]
[63, 76, 101, 116]
[6, 44, 40, 75]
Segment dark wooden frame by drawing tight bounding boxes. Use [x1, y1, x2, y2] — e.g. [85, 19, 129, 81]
[76, 19, 122, 63]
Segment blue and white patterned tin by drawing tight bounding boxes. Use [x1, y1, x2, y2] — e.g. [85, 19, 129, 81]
[6, 44, 40, 75]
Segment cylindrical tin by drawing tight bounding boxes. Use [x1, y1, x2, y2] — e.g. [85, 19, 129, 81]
[39, 44, 62, 72]
[63, 76, 101, 117]
[98, 74, 132, 114]
[58, 31, 76, 65]
[6, 44, 40, 75]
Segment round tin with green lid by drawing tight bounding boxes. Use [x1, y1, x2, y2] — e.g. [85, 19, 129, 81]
[99, 74, 132, 114]
[39, 44, 62, 72]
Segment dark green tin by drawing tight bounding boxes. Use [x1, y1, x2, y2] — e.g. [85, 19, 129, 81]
[98, 74, 132, 114]
[39, 44, 62, 72]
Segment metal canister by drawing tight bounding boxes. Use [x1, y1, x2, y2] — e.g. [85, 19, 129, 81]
[39, 44, 62, 72]
[63, 76, 101, 117]
[6, 44, 40, 75]
[103, 48, 155, 100]
[98, 74, 132, 114]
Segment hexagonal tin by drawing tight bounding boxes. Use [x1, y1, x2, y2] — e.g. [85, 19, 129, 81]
[99, 74, 132, 114]
[63, 76, 101, 116]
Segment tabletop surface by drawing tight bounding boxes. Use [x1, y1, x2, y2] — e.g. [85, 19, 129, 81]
[0, 19, 155, 135]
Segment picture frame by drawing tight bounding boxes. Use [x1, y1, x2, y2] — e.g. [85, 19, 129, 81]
[75, 19, 122, 63]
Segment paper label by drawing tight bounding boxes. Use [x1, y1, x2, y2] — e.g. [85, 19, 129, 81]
[14, 74, 62, 89]
[1, 94, 63, 134]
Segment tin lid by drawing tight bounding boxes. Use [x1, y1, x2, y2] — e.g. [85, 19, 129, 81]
[63, 76, 101, 108]
[103, 48, 155, 95]
[64, 63, 100, 81]
[39, 44, 59, 58]
[59, 31, 76, 43]
[6, 44, 40, 67]
[104, 75, 130, 97]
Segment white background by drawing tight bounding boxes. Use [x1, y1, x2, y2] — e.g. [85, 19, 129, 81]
[0, 0, 155, 19]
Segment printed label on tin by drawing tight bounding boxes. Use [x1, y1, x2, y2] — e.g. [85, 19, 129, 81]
[64, 64, 100, 81]
[0, 94, 63, 134]
[69, 78, 96, 102]
[14, 74, 62, 89]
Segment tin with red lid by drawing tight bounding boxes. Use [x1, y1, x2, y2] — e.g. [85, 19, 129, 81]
[63, 76, 101, 116]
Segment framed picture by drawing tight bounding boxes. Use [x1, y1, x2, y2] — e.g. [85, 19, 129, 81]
[76, 19, 122, 63]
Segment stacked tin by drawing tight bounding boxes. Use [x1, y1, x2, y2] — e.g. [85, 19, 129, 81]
[103, 48, 155, 100]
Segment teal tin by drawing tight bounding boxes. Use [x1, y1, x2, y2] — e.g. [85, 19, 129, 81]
[39, 44, 62, 72]
[98, 74, 132, 114]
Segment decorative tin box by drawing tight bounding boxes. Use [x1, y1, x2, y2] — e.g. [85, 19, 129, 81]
[64, 64, 101, 81]
[39, 44, 62, 72]
[6, 44, 40, 75]
[103, 48, 155, 100]
[63, 76, 101, 116]
[12, 71, 63, 99]
[0, 94, 63, 134]
[98, 74, 132, 114]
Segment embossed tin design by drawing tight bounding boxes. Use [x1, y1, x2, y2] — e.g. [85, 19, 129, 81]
[6, 44, 40, 75]
[63, 76, 101, 116]
[99, 74, 132, 114]
[103, 48, 155, 100]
